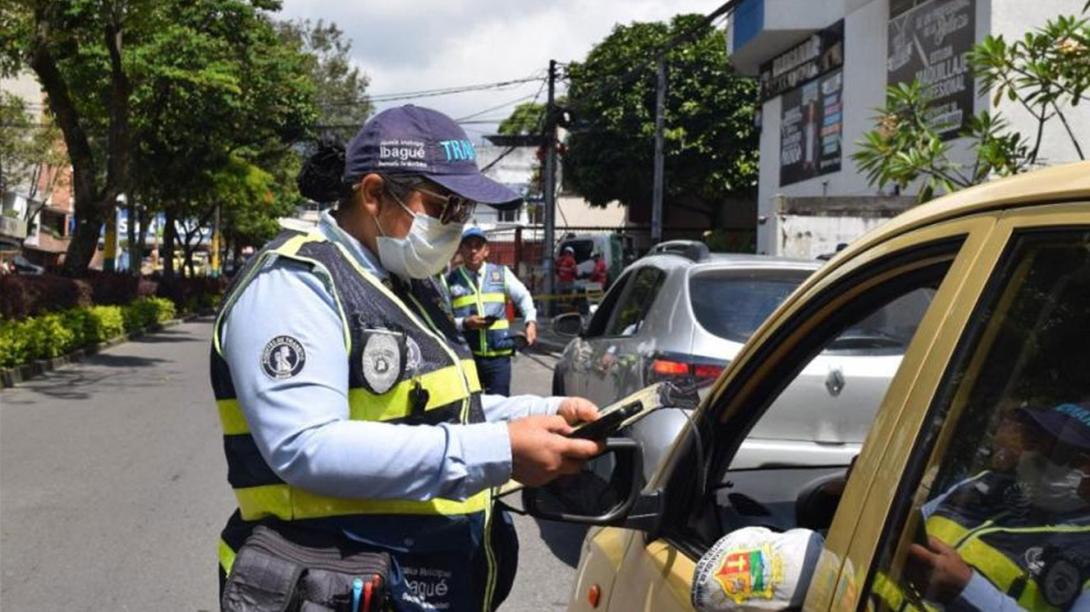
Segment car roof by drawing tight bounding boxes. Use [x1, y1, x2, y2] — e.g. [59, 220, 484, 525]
[637, 251, 819, 272]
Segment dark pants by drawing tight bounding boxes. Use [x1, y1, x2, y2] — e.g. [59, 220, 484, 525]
[475, 355, 512, 396]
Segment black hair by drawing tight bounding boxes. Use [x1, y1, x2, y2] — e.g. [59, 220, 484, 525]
[297, 140, 351, 204]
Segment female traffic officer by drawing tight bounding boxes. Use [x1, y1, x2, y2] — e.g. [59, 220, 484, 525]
[210, 105, 602, 611]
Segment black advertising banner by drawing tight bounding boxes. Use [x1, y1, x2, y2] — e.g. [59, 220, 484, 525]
[759, 20, 844, 101]
[780, 69, 843, 186]
[888, 0, 976, 138]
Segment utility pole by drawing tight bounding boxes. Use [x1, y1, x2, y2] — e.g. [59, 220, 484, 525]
[542, 59, 558, 310]
[651, 55, 666, 245]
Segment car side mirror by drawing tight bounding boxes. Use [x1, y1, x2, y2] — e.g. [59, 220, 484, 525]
[513, 438, 662, 529]
[553, 312, 584, 337]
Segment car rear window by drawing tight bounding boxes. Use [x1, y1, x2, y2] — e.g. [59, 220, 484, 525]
[689, 269, 812, 342]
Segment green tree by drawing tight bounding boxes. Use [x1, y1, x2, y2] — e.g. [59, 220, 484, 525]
[563, 14, 758, 222]
[128, 0, 317, 279]
[854, 10, 1089, 202]
[279, 19, 372, 144]
[0, 0, 155, 274]
[498, 101, 545, 135]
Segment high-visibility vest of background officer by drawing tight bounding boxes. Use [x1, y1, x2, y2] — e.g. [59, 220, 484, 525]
[210, 105, 602, 612]
[447, 227, 538, 396]
[880, 403, 1090, 611]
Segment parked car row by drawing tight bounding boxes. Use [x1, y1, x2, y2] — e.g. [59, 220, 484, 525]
[513, 161, 1090, 611]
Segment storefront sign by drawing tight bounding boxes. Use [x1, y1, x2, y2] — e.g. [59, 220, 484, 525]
[759, 20, 844, 101]
[780, 69, 843, 186]
[888, 0, 976, 138]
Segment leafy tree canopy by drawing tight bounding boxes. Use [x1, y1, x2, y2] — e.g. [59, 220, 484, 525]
[279, 19, 372, 144]
[498, 101, 545, 135]
[563, 14, 758, 216]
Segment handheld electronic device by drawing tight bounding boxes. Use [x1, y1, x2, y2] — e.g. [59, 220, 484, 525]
[481, 315, 500, 327]
[567, 401, 643, 440]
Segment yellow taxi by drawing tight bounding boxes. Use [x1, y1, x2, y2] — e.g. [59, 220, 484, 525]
[517, 162, 1090, 611]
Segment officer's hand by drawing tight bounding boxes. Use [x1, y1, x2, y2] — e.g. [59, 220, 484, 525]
[508, 415, 605, 487]
[525, 321, 538, 345]
[464, 315, 489, 330]
[905, 536, 973, 603]
[555, 397, 598, 426]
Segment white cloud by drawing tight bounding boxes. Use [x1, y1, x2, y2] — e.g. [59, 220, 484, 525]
[276, 0, 720, 138]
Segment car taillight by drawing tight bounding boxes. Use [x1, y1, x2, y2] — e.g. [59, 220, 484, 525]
[693, 363, 725, 380]
[651, 358, 689, 376]
[648, 356, 726, 387]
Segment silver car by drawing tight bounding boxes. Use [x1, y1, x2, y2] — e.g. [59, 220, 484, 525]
[552, 240, 931, 480]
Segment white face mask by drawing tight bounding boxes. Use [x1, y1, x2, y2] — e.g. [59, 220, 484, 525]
[1016, 451, 1089, 514]
[374, 196, 463, 279]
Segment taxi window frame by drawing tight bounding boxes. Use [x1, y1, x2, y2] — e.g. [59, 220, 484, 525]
[655, 237, 966, 561]
[858, 225, 1090, 608]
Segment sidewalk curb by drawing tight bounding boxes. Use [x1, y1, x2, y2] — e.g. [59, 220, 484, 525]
[0, 311, 214, 389]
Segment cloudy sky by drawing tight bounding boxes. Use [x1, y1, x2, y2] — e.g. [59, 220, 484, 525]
[277, 0, 721, 139]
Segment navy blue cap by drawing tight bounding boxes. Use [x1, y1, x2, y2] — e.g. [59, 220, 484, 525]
[1018, 403, 1090, 450]
[461, 226, 487, 243]
[344, 105, 521, 207]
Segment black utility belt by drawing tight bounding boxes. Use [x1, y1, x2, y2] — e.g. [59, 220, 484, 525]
[222, 525, 390, 612]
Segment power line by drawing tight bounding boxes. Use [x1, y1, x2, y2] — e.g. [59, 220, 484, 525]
[318, 74, 546, 107]
[480, 75, 550, 172]
[454, 93, 538, 122]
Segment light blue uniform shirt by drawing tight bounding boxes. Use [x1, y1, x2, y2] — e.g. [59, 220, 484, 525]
[453, 264, 537, 331]
[220, 211, 563, 502]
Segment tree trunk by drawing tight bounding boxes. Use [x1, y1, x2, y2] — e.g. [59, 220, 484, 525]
[136, 206, 150, 276]
[28, 8, 130, 276]
[162, 209, 177, 281]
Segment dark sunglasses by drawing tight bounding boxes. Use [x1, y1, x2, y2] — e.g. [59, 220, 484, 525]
[383, 176, 477, 225]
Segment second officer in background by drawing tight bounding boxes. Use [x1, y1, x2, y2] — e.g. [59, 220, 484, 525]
[448, 227, 538, 396]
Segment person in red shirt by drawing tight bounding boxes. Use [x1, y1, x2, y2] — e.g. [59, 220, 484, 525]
[556, 246, 577, 284]
[555, 246, 578, 313]
[588, 251, 608, 285]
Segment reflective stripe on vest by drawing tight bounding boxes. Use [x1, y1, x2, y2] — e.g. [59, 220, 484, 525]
[447, 263, 513, 357]
[212, 230, 497, 607]
[869, 494, 1090, 610]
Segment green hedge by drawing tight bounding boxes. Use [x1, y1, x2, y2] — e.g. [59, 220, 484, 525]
[0, 297, 178, 368]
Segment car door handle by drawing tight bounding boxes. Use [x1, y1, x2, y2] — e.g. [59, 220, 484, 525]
[825, 367, 845, 397]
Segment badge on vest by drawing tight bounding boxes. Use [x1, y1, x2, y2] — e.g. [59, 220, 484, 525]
[1043, 555, 1083, 607]
[261, 336, 306, 379]
[490, 269, 501, 283]
[362, 330, 406, 394]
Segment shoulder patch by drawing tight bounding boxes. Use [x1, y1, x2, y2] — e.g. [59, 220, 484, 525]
[261, 336, 306, 379]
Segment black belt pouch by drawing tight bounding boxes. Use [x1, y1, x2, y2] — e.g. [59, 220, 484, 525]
[222, 524, 391, 612]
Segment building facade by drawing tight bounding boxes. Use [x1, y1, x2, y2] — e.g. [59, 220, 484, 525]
[727, 0, 1089, 257]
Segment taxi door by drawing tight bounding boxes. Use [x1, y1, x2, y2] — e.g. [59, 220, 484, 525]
[577, 211, 999, 612]
[810, 202, 1090, 610]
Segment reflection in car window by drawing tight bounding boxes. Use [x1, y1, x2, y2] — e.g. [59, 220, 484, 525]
[827, 288, 933, 353]
[604, 268, 664, 337]
[869, 230, 1090, 612]
[689, 269, 811, 343]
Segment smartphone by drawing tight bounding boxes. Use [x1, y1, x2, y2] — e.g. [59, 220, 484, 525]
[481, 315, 500, 327]
[567, 401, 643, 440]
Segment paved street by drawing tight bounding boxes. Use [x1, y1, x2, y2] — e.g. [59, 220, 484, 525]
[0, 319, 583, 610]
